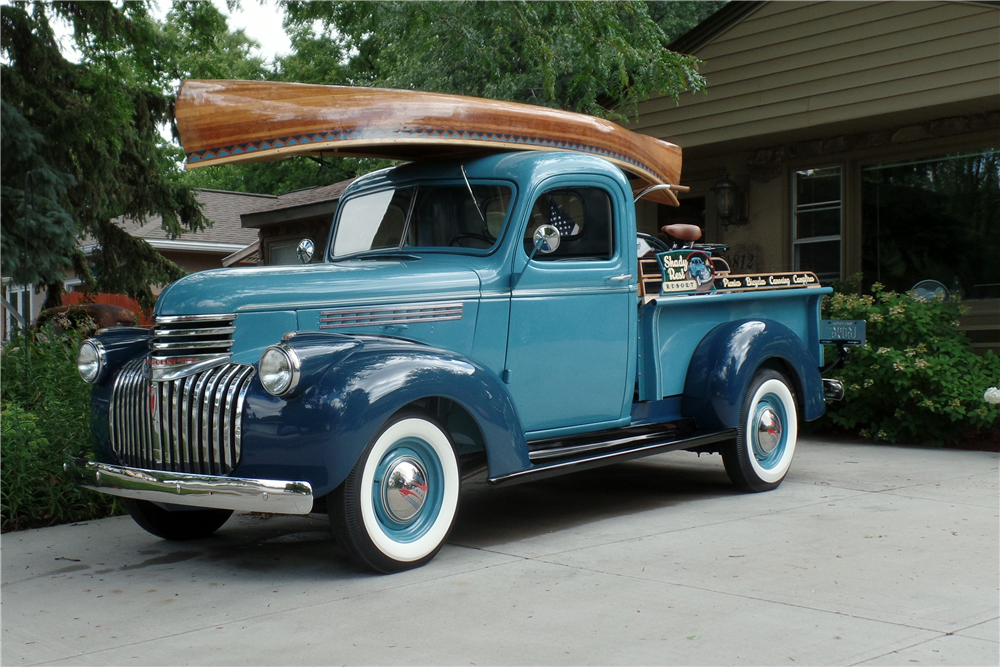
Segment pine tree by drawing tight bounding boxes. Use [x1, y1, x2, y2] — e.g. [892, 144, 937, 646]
[1, 1, 206, 310]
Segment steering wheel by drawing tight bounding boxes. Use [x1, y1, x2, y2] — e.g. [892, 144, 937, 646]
[448, 233, 494, 248]
[637, 232, 669, 254]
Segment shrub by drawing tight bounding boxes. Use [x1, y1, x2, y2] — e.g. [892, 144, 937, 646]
[1, 322, 119, 531]
[820, 281, 1000, 445]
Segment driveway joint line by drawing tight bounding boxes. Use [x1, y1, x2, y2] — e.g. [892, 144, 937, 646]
[847, 620, 1000, 666]
[18, 556, 524, 667]
[531, 558, 957, 636]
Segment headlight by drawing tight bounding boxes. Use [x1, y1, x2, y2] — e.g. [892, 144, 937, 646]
[77, 339, 106, 384]
[259, 345, 301, 396]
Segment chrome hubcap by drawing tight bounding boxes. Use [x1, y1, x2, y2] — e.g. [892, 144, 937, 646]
[382, 456, 429, 523]
[755, 407, 782, 455]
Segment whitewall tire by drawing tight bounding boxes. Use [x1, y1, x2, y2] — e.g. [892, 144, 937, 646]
[331, 411, 460, 573]
[722, 369, 799, 492]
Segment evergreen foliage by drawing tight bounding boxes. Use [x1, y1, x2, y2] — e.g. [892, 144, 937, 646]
[1, 1, 206, 309]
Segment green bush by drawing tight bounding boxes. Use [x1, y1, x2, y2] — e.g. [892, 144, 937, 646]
[820, 280, 1000, 445]
[1, 322, 119, 532]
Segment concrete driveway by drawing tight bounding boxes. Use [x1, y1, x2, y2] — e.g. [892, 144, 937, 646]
[2, 437, 997, 666]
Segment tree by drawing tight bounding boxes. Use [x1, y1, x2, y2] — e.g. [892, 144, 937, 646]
[646, 1, 729, 43]
[281, 1, 708, 123]
[162, 0, 269, 82]
[1, 1, 206, 310]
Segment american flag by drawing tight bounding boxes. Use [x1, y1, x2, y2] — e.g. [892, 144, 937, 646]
[549, 198, 581, 236]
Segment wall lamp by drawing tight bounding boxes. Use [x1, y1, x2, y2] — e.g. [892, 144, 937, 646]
[712, 171, 748, 230]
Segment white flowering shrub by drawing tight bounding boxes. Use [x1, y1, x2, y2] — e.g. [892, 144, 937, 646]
[821, 280, 999, 445]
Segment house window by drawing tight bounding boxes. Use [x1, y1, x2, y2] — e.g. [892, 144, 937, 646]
[862, 148, 999, 299]
[267, 238, 306, 266]
[792, 166, 842, 282]
[3, 283, 33, 341]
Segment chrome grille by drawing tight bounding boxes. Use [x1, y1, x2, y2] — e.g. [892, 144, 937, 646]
[110, 358, 255, 475]
[149, 313, 236, 381]
[319, 301, 464, 329]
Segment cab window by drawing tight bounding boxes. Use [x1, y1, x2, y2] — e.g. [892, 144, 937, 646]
[524, 187, 614, 261]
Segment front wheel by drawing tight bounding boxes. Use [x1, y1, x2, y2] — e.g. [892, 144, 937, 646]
[122, 499, 233, 541]
[330, 411, 461, 573]
[722, 369, 799, 492]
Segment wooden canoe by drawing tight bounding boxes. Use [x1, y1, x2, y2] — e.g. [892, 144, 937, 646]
[175, 80, 684, 206]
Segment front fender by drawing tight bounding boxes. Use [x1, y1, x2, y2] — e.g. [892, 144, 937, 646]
[235, 334, 527, 497]
[681, 319, 825, 430]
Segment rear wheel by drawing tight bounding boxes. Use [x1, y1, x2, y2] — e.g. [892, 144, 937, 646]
[330, 411, 460, 573]
[722, 369, 798, 492]
[123, 499, 233, 541]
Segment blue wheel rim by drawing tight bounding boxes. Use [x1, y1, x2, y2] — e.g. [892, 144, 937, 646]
[751, 392, 788, 470]
[371, 437, 444, 543]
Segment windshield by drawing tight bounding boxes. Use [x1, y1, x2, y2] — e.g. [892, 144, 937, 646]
[331, 183, 513, 257]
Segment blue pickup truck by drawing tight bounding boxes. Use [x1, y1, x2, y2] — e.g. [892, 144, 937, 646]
[69, 150, 855, 572]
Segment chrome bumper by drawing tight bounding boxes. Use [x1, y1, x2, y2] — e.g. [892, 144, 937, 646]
[65, 458, 314, 514]
[823, 378, 845, 402]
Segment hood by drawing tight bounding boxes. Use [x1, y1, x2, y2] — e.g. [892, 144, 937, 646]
[154, 257, 482, 316]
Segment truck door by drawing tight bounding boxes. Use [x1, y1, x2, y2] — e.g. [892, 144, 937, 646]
[505, 182, 633, 434]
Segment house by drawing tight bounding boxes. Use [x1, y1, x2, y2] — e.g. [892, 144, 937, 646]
[2, 188, 264, 339]
[631, 0, 999, 353]
[234, 178, 356, 266]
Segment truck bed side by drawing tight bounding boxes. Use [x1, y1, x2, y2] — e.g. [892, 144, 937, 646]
[637, 288, 829, 401]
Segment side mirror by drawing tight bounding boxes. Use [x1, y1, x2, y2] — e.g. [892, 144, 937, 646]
[513, 225, 561, 290]
[296, 238, 315, 264]
[530, 224, 561, 258]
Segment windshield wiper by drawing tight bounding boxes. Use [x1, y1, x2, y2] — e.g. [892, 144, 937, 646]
[397, 184, 420, 251]
[460, 165, 486, 223]
[331, 250, 422, 262]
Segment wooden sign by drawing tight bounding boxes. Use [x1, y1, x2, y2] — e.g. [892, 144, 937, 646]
[714, 272, 821, 292]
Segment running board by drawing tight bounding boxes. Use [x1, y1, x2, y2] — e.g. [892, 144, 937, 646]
[489, 427, 737, 487]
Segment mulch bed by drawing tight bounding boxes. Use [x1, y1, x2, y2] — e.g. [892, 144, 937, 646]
[953, 429, 1000, 453]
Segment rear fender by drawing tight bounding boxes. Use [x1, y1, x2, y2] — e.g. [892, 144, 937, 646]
[236, 333, 527, 498]
[681, 319, 825, 430]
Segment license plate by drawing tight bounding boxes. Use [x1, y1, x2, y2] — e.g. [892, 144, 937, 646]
[820, 320, 866, 345]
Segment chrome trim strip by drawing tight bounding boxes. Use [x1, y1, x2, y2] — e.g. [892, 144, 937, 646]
[66, 458, 314, 515]
[171, 378, 183, 471]
[224, 366, 253, 468]
[213, 365, 242, 472]
[147, 354, 230, 382]
[191, 368, 211, 474]
[235, 292, 483, 313]
[233, 371, 252, 463]
[491, 429, 737, 486]
[319, 301, 464, 329]
[181, 373, 194, 467]
[201, 366, 226, 475]
[151, 340, 234, 351]
[529, 429, 674, 461]
[152, 326, 236, 338]
[512, 286, 633, 297]
[154, 314, 237, 324]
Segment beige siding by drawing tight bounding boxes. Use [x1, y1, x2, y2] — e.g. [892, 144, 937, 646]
[633, 1, 1000, 148]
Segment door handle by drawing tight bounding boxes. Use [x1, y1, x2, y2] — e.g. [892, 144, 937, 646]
[606, 274, 633, 282]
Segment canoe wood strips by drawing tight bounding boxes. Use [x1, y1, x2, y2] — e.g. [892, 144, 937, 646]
[175, 80, 683, 206]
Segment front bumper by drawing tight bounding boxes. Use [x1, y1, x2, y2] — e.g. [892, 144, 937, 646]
[65, 458, 314, 514]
